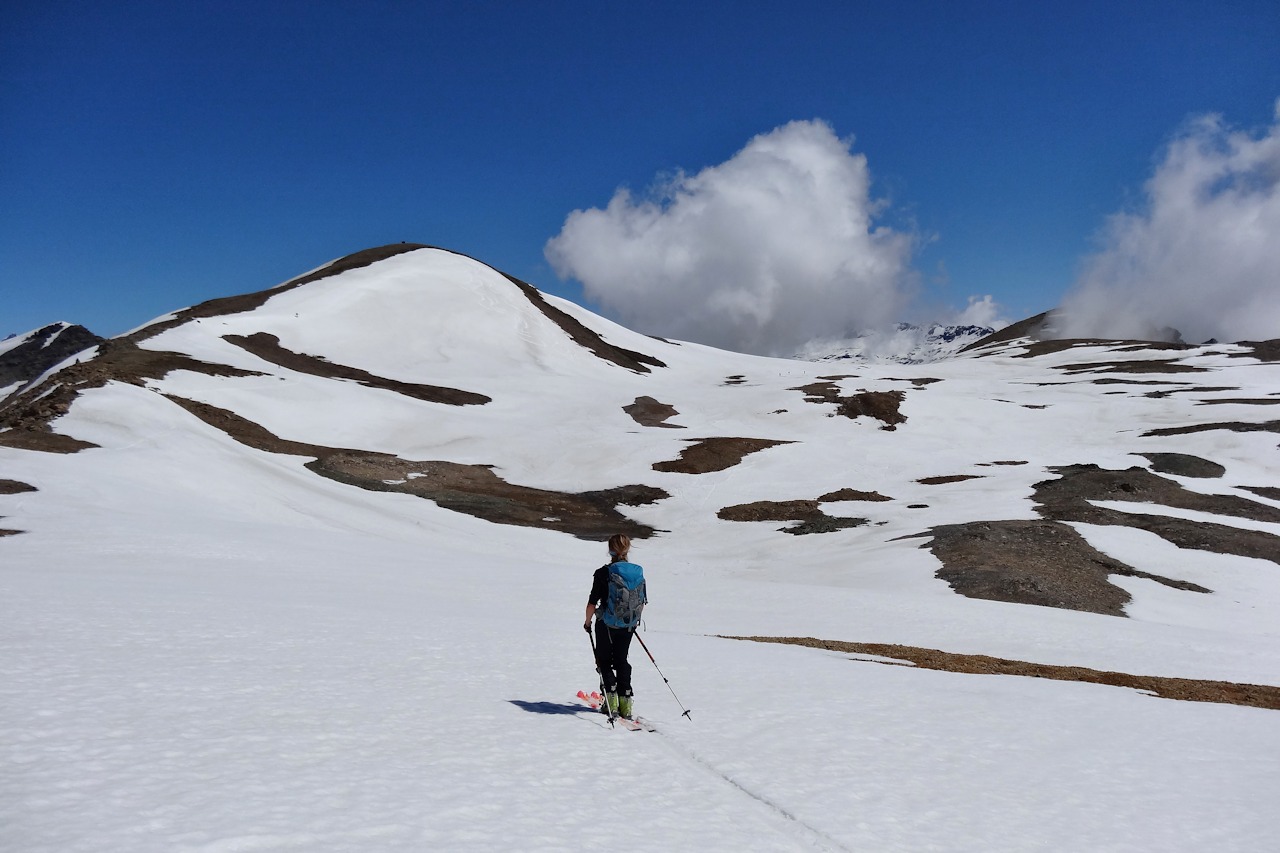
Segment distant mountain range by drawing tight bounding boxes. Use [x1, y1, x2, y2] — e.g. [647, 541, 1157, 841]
[796, 322, 996, 364]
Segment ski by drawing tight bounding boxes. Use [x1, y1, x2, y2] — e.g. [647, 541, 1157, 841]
[629, 716, 658, 732]
[576, 690, 653, 731]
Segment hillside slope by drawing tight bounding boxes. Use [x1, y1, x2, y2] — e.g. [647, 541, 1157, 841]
[2, 246, 1278, 851]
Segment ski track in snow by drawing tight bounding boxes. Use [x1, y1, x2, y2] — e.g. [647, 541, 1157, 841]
[650, 728, 851, 852]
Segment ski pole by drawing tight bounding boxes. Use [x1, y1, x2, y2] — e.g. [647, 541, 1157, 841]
[587, 624, 616, 727]
[634, 633, 692, 720]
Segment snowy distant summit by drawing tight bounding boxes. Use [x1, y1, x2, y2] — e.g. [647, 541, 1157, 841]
[796, 322, 996, 364]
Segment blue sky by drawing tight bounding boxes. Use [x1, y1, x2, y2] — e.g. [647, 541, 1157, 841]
[3, 1, 1278, 349]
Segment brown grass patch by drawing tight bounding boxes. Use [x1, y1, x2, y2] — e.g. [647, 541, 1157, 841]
[1039, 463, 1280, 527]
[917, 475, 983, 485]
[0, 479, 36, 494]
[717, 499, 867, 535]
[1230, 340, 1280, 363]
[1196, 398, 1280, 406]
[718, 500, 820, 522]
[926, 519, 1206, 616]
[1060, 359, 1206, 375]
[653, 437, 793, 474]
[791, 382, 907, 429]
[818, 488, 892, 502]
[1144, 420, 1280, 437]
[1137, 453, 1224, 479]
[1143, 385, 1240, 399]
[726, 636, 1280, 710]
[920, 462, 1280, 616]
[887, 377, 943, 387]
[1242, 486, 1280, 502]
[624, 396, 685, 428]
[0, 427, 98, 453]
[1030, 464, 1280, 572]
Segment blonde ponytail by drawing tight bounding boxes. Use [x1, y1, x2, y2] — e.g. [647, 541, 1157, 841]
[607, 533, 631, 562]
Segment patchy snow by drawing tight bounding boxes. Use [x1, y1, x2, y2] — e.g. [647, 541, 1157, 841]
[2, 247, 1278, 851]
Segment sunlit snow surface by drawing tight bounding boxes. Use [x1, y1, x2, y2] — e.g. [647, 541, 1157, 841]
[2, 249, 1278, 851]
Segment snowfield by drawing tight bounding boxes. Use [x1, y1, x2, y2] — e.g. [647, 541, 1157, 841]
[2, 246, 1278, 851]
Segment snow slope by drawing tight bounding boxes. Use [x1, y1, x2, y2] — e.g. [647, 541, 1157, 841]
[2, 247, 1278, 851]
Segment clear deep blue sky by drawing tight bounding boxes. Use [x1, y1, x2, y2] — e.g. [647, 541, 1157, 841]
[3, 0, 1278, 338]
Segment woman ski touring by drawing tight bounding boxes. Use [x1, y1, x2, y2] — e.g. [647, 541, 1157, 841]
[584, 533, 647, 719]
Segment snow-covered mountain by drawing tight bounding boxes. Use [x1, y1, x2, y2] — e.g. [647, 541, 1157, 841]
[796, 322, 996, 364]
[2, 244, 1278, 851]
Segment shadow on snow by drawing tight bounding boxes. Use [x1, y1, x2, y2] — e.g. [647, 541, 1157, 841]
[508, 699, 591, 716]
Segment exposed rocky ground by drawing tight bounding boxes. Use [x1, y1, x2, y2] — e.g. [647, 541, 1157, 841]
[623, 396, 685, 428]
[651, 437, 794, 474]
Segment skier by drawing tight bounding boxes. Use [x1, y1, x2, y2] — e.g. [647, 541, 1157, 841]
[583, 533, 647, 719]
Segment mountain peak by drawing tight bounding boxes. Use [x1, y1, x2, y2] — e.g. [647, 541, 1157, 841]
[797, 322, 996, 364]
[0, 322, 103, 394]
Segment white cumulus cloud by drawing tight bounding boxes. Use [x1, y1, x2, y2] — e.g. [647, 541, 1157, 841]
[953, 294, 1008, 329]
[545, 120, 921, 356]
[1054, 101, 1280, 343]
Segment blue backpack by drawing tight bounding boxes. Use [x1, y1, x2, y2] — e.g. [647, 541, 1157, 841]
[602, 561, 647, 629]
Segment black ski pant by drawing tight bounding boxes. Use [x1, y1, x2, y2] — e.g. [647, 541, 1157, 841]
[594, 622, 634, 695]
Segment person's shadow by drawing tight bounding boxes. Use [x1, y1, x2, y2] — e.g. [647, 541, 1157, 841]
[509, 699, 591, 716]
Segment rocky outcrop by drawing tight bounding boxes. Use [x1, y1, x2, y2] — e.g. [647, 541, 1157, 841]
[0, 324, 102, 391]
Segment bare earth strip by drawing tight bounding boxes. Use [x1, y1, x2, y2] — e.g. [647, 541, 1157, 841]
[725, 636, 1280, 711]
[0, 479, 37, 494]
[918, 474, 983, 485]
[1060, 359, 1207, 375]
[1144, 420, 1280, 437]
[223, 332, 490, 406]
